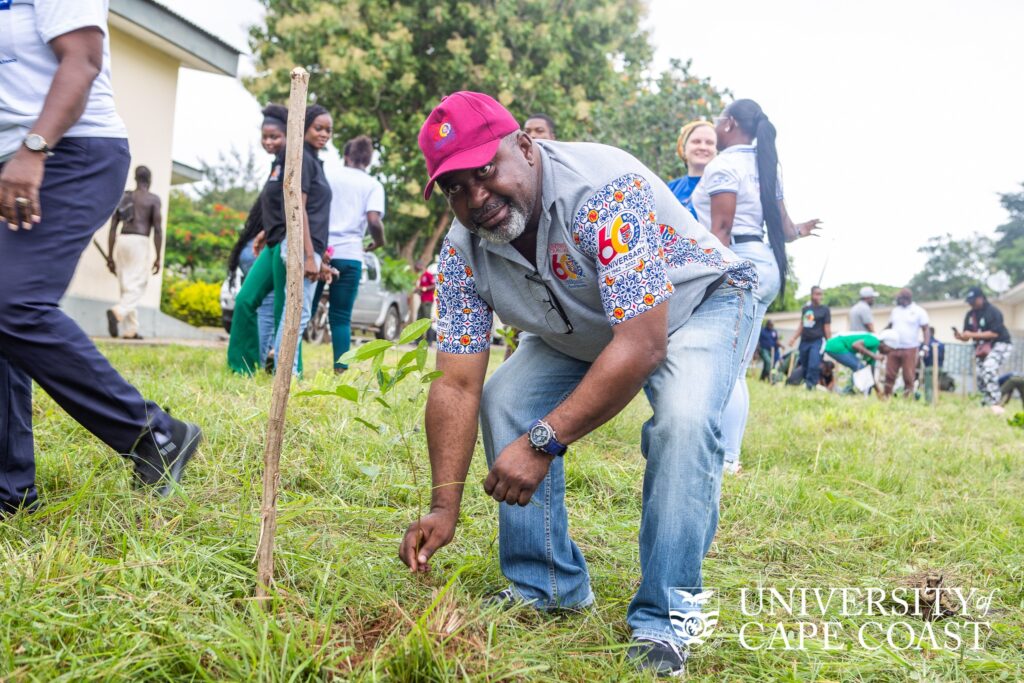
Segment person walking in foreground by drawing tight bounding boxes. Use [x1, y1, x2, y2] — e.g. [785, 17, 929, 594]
[848, 286, 878, 333]
[955, 287, 1013, 411]
[0, 0, 200, 513]
[666, 120, 716, 218]
[105, 165, 161, 340]
[691, 99, 821, 473]
[786, 286, 832, 390]
[317, 134, 385, 373]
[397, 92, 756, 677]
[883, 287, 930, 398]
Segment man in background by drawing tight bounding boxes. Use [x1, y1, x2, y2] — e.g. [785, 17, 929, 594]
[523, 113, 556, 141]
[786, 286, 831, 390]
[848, 286, 877, 333]
[884, 287, 930, 398]
[106, 164, 162, 340]
[956, 287, 1013, 410]
[921, 326, 945, 403]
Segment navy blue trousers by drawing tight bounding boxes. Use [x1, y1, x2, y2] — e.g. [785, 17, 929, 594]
[798, 338, 825, 390]
[0, 137, 171, 511]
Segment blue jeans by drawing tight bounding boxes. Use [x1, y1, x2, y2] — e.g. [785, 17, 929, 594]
[313, 258, 362, 370]
[722, 240, 780, 465]
[273, 245, 321, 376]
[829, 351, 864, 372]
[239, 238, 275, 365]
[799, 338, 825, 389]
[479, 285, 753, 646]
[0, 138, 172, 510]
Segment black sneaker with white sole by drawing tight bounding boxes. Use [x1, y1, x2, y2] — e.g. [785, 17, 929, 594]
[484, 587, 593, 615]
[129, 418, 202, 497]
[106, 309, 119, 338]
[627, 637, 688, 677]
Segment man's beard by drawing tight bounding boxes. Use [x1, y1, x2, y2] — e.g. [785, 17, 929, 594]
[468, 200, 528, 244]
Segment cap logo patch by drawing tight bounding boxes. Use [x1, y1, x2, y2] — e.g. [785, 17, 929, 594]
[433, 121, 455, 148]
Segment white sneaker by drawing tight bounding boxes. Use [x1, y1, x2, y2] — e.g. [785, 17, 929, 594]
[991, 405, 1006, 415]
[723, 460, 742, 475]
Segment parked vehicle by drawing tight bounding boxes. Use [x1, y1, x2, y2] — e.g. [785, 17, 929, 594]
[305, 252, 409, 343]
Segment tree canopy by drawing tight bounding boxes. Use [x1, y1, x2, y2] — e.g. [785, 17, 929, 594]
[993, 183, 1024, 284]
[247, 0, 725, 263]
[907, 233, 994, 301]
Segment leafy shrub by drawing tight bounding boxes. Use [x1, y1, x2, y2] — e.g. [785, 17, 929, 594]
[380, 256, 417, 293]
[162, 274, 221, 327]
[166, 192, 245, 277]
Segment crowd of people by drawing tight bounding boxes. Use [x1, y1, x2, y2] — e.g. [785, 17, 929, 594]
[2, 2, 1020, 678]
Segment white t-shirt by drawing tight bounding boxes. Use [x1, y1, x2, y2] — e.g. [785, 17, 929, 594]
[325, 162, 386, 261]
[0, 0, 127, 160]
[690, 144, 784, 239]
[888, 303, 929, 349]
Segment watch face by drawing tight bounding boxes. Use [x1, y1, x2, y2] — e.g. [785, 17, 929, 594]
[25, 134, 45, 152]
[529, 422, 551, 447]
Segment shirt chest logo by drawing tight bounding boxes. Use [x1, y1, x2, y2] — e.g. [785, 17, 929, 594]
[549, 243, 587, 288]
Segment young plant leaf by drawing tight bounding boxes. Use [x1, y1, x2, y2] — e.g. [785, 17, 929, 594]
[335, 384, 359, 402]
[355, 339, 394, 360]
[415, 340, 428, 371]
[358, 464, 382, 479]
[353, 417, 380, 432]
[421, 370, 444, 383]
[398, 348, 419, 369]
[398, 318, 432, 346]
[295, 389, 340, 398]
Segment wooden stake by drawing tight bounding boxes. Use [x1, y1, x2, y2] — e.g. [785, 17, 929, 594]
[931, 343, 939, 406]
[256, 67, 309, 605]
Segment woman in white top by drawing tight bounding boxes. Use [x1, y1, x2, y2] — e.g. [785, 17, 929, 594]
[691, 99, 821, 474]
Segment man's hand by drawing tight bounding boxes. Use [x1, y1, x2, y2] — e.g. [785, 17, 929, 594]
[304, 255, 318, 281]
[399, 509, 458, 573]
[484, 436, 553, 506]
[365, 240, 382, 252]
[0, 150, 45, 230]
[797, 219, 823, 238]
[318, 261, 337, 283]
[151, 259, 161, 275]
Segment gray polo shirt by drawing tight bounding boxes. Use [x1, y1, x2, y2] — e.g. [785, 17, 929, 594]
[849, 300, 873, 332]
[434, 141, 757, 362]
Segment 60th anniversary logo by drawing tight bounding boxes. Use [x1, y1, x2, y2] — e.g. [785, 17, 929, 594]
[670, 585, 997, 653]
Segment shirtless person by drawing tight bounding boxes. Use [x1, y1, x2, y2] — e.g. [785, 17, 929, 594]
[106, 165, 162, 339]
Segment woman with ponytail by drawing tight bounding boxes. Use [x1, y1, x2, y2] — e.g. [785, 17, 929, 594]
[691, 99, 821, 474]
[666, 120, 717, 218]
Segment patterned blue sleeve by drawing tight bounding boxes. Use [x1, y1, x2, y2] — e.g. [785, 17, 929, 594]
[571, 174, 674, 325]
[434, 237, 493, 354]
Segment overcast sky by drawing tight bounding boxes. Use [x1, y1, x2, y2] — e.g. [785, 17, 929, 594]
[164, 0, 1024, 294]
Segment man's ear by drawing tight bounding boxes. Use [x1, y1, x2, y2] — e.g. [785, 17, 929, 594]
[517, 132, 536, 165]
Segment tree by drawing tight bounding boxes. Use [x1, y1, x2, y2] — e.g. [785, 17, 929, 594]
[247, 0, 654, 265]
[588, 59, 728, 180]
[821, 282, 901, 308]
[195, 147, 264, 213]
[907, 233, 994, 301]
[993, 183, 1024, 284]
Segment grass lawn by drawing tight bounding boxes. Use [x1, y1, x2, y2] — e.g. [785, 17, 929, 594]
[1, 341, 1022, 682]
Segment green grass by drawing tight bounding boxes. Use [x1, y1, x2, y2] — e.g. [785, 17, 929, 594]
[1, 342, 1022, 681]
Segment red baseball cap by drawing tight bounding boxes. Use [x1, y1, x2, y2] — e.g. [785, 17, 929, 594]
[418, 91, 520, 200]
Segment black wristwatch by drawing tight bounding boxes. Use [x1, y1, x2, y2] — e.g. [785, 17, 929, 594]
[528, 419, 567, 457]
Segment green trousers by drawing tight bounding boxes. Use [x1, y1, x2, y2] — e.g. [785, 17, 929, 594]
[227, 243, 303, 375]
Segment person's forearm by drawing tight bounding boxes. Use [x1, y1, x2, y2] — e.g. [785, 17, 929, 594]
[108, 218, 118, 254]
[544, 335, 663, 445]
[425, 379, 482, 513]
[302, 211, 315, 260]
[368, 220, 385, 248]
[31, 37, 102, 146]
[152, 225, 162, 261]
[710, 218, 733, 248]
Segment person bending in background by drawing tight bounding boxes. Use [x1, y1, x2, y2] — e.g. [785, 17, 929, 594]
[786, 286, 832, 391]
[692, 99, 821, 472]
[666, 120, 716, 218]
[317, 135, 386, 374]
[224, 103, 288, 364]
[757, 320, 779, 382]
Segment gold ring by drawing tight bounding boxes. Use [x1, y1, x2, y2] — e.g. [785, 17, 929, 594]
[14, 197, 29, 206]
